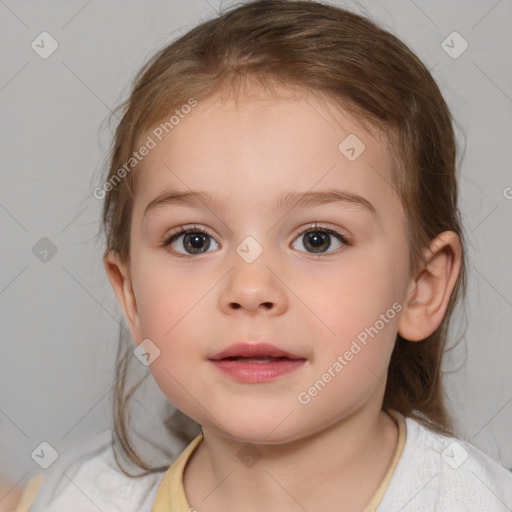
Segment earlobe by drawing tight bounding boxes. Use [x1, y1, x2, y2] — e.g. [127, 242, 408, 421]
[397, 231, 462, 342]
[103, 250, 141, 340]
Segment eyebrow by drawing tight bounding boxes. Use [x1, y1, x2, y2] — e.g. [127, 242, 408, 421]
[143, 188, 377, 218]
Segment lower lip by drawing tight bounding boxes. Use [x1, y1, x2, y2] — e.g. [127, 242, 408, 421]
[210, 358, 306, 383]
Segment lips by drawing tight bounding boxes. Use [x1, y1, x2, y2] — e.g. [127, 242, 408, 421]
[209, 342, 306, 383]
[209, 342, 304, 361]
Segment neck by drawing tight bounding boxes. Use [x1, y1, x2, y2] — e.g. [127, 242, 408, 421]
[183, 405, 399, 512]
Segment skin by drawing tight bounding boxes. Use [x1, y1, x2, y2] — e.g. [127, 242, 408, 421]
[105, 85, 462, 511]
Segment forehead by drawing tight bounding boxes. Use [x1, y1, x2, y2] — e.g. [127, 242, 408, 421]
[132, 87, 397, 218]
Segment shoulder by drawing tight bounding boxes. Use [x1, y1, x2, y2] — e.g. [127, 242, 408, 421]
[378, 414, 512, 512]
[26, 429, 168, 512]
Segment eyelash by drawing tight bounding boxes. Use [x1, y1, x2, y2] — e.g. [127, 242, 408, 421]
[162, 223, 351, 256]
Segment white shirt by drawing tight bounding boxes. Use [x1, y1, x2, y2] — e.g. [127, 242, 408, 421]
[23, 429, 168, 512]
[25, 414, 512, 511]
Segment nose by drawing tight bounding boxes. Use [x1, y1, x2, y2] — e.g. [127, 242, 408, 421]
[218, 254, 288, 316]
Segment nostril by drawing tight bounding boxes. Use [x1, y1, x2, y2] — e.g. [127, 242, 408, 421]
[228, 302, 273, 310]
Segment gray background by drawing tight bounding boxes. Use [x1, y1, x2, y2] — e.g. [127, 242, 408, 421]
[1, 0, 511, 490]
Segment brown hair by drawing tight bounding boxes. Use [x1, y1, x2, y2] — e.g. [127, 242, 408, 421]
[98, 0, 467, 477]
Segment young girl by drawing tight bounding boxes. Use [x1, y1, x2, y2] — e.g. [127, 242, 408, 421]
[18, 0, 512, 510]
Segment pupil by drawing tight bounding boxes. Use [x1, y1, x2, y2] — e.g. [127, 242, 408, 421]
[305, 232, 330, 253]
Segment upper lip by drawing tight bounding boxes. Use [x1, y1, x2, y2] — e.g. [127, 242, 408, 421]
[209, 342, 304, 360]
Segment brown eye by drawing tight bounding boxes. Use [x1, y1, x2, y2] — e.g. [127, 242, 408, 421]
[292, 225, 348, 254]
[164, 227, 219, 255]
[302, 231, 331, 253]
[180, 232, 211, 254]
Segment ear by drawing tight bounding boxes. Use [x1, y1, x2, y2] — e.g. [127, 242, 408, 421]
[103, 250, 141, 342]
[397, 231, 462, 342]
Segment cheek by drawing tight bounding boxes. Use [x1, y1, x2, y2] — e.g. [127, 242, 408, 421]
[298, 251, 403, 385]
[307, 251, 401, 330]
[130, 268, 212, 390]
[133, 265, 208, 405]
[133, 252, 208, 336]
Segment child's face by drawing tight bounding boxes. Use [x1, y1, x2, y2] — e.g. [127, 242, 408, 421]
[119, 87, 413, 442]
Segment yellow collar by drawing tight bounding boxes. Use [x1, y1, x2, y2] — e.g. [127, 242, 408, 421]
[151, 433, 203, 511]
